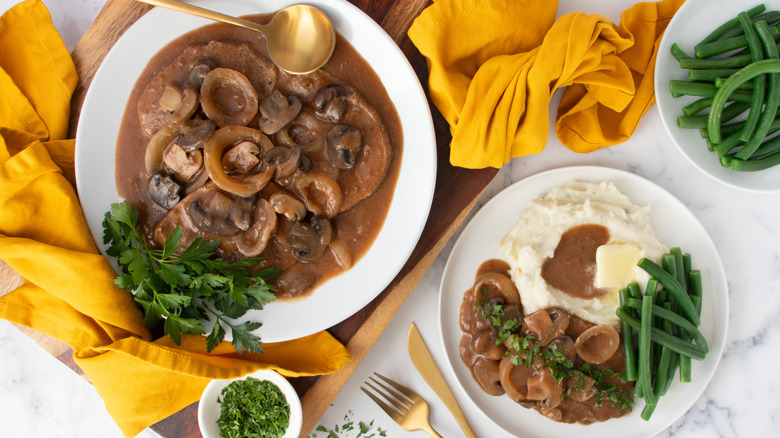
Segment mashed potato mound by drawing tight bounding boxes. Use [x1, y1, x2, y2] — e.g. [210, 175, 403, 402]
[499, 180, 667, 326]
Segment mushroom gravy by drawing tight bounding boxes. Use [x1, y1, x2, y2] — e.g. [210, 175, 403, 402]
[459, 259, 633, 424]
[115, 15, 402, 299]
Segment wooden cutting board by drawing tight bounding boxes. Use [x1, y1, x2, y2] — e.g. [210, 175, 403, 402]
[2, 0, 498, 436]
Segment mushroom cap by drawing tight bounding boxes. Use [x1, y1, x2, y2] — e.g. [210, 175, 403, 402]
[258, 90, 303, 134]
[286, 214, 333, 261]
[326, 124, 362, 170]
[148, 172, 182, 210]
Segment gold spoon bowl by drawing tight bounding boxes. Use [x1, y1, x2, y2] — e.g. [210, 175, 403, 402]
[135, 0, 336, 75]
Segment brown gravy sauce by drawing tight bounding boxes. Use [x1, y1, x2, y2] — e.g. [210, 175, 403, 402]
[115, 15, 402, 300]
[459, 258, 632, 425]
[542, 224, 610, 299]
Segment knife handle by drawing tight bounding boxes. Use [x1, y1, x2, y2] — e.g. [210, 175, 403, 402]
[408, 323, 479, 438]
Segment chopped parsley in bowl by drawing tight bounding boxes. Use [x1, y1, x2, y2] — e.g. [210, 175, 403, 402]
[198, 369, 302, 438]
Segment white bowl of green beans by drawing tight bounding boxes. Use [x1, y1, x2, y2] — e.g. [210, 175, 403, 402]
[655, 0, 780, 192]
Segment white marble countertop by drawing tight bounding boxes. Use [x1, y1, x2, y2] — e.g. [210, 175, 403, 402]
[1, 0, 779, 437]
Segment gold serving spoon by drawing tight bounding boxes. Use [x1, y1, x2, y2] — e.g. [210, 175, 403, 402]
[134, 0, 336, 75]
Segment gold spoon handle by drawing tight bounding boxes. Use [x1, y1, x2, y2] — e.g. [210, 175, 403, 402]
[134, 0, 267, 34]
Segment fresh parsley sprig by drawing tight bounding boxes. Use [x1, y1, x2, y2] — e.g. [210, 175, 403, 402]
[102, 201, 280, 354]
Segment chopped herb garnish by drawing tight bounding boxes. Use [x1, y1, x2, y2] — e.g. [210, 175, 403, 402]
[217, 377, 290, 438]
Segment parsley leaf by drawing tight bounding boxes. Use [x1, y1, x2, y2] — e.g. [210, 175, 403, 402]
[102, 201, 279, 354]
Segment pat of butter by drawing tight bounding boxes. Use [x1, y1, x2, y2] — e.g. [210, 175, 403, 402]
[595, 243, 641, 289]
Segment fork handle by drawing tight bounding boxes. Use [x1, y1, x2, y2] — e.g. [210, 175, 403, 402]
[423, 425, 444, 438]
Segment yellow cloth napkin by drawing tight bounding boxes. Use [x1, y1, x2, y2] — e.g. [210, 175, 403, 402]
[0, 1, 350, 436]
[408, 0, 685, 169]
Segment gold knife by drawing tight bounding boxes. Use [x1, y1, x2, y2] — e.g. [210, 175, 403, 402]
[407, 322, 478, 438]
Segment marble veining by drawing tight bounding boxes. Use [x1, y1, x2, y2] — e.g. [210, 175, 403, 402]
[1, 0, 779, 437]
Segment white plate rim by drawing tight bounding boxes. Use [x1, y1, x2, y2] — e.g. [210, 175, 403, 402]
[74, 0, 437, 343]
[654, 0, 780, 193]
[437, 165, 728, 438]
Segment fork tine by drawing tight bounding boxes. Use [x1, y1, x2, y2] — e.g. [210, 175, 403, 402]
[365, 380, 410, 413]
[360, 385, 403, 422]
[374, 372, 420, 402]
[368, 376, 414, 410]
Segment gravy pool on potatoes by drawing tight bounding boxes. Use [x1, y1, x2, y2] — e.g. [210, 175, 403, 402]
[115, 15, 402, 299]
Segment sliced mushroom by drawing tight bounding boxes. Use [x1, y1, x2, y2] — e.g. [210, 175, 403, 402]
[166, 87, 199, 125]
[471, 329, 505, 360]
[200, 68, 258, 127]
[229, 196, 256, 231]
[327, 125, 362, 170]
[236, 199, 278, 257]
[313, 83, 347, 123]
[269, 191, 306, 221]
[221, 141, 261, 174]
[159, 84, 183, 112]
[523, 309, 560, 346]
[145, 124, 179, 175]
[526, 367, 563, 408]
[574, 324, 620, 364]
[203, 126, 274, 196]
[163, 144, 203, 184]
[286, 214, 332, 261]
[294, 172, 343, 218]
[184, 166, 210, 195]
[273, 109, 329, 154]
[177, 117, 216, 152]
[473, 357, 504, 396]
[264, 146, 301, 179]
[258, 90, 303, 134]
[186, 189, 241, 236]
[188, 61, 214, 88]
[148, 172, 182, 210]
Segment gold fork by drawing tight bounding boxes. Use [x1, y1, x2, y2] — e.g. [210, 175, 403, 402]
[361, 372, 443, 438]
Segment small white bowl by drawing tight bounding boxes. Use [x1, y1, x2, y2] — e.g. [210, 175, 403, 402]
[198, 369, 303, 438]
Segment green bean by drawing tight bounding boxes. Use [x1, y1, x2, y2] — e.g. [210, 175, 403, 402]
[710, 130, 743, 156]
[724, 148, 780, 170]
[655, 302, 675, 396]
[695, 25, 779, 59]
[619, 288, 638, 382]
[671, 248, 687, 290]
[616, 309, 707, 360]
[717, 11, 780, 40]
[683, 97, 713, 116]
[671, 42, 693, 62]
[623, 299, 709, 354]
[678, 101, 750, 129]
[670, 80, 752, 101]
[697, 4, 766, 46]
[688, 68, 740, 82]
[714, 77, 754, 90]
[737, 12, 766, 143]
[736, 20, 780, 158]
[707, 59, 780, 144]
[750, 130, 780, 156]
[680, 52, 753, 69]
[639, 295, 657, 407]
[637, 258, 700, 326]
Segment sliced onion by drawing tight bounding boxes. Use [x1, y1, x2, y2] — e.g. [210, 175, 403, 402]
[203, 126, 274, 196]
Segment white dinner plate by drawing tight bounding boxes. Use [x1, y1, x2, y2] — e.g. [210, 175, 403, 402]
[74, 0, 436, 343]
[438, 166, 728, 438]
[655, 0, 780, 192]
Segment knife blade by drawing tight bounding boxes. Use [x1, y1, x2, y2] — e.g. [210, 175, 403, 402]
[407, 322, 478, 438]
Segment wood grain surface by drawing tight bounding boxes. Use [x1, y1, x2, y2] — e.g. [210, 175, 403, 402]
[1, 0, 499, 436]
